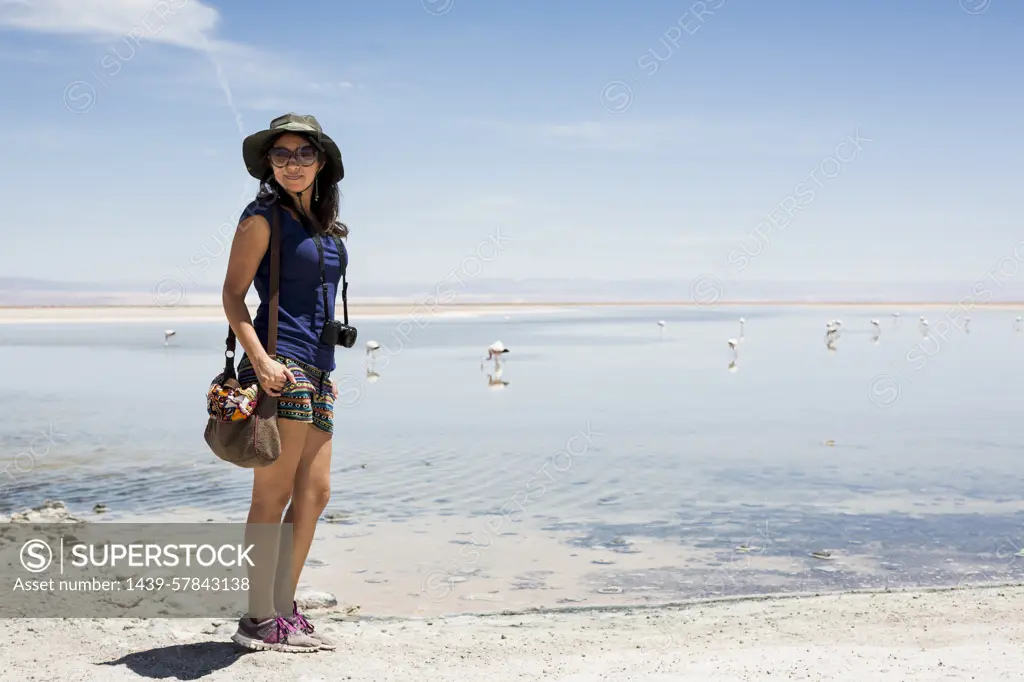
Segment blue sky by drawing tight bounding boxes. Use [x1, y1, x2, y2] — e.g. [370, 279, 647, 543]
[0, 0, 1021, 293]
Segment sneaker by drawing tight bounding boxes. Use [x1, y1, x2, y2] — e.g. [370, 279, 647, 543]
[231, 615, 320, 653]
[289, 600, 338, 650]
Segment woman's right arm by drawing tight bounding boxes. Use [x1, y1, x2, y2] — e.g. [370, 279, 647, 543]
[222, 213, 294, 395]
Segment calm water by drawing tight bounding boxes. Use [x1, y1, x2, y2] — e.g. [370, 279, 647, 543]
[3, 305, 1024, 613]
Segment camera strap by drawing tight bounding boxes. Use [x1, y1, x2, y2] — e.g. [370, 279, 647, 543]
[337, 235, 349, 325]
[310, 232, 349, 326]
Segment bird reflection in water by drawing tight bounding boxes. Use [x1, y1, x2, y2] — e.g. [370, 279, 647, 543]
[487, 363, 509, 389]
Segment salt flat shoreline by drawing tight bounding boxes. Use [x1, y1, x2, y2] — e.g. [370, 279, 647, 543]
[0, 303, 564, 324]
[1, 584, 1021, 681]
[1, 300, 1023, 324]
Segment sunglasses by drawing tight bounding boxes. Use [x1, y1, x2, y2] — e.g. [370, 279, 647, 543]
[267, 144, 319, 168]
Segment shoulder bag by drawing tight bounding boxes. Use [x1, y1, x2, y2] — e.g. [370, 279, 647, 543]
[203, 203, 282, 468]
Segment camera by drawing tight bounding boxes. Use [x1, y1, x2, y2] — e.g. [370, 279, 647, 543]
[320, 320, 358, 348]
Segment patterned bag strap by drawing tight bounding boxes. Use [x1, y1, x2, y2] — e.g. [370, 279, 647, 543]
[223, 204, 281, 381]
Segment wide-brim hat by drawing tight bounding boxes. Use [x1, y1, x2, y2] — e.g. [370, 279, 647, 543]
[242, 113, 344, 185]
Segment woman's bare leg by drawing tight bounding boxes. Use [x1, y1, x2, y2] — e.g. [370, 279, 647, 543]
[244, 418, 310, 619]
[274, 426, 332, 611]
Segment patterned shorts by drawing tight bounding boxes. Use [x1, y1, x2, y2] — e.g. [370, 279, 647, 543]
[237, 354, 335, 434]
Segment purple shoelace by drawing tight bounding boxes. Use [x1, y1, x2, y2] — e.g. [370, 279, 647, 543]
[267, 615, 298, 643]
[292, 602, 314, 633]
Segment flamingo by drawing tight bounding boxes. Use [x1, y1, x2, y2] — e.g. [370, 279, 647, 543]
[365, 341, 381, 378]
[657, 320, 666, 338]
[739, 317, 745, 341]
[823, 321, 840, 350]
[481, 340, 510, 369]
[919, 316, 929, 336]
[164, 329, 176, 346]
[484, 341, 509, 361]
[866, 319, 880, 344]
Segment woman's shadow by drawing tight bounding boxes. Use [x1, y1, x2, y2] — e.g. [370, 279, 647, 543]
[96, 641, 251, 680]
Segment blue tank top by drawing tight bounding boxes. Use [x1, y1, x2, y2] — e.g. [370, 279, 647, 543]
[240, 200, 347, 373]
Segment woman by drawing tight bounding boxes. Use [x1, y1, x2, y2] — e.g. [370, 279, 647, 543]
[222, 113, 348, 653]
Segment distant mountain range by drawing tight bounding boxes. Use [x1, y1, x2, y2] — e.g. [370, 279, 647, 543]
[2, 277, 1023, 306]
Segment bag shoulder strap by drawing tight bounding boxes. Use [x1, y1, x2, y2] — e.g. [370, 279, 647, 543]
[223, 204, 281, 380]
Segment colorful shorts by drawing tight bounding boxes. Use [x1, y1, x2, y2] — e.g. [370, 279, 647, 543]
[237, 354, 335, 434]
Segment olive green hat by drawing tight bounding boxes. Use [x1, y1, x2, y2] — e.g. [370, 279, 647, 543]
[242, 113, 344, 184]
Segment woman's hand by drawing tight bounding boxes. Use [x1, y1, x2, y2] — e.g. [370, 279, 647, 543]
[255, 356, 296, 396]
[331, 380, 339, 399]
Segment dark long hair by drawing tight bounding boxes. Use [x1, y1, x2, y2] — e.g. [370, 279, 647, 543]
[255, 134, 349, 239]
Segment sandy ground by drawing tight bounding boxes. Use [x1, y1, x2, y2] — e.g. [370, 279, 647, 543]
[2, 300, 1024, 324]
[1, 585, 1021, 681]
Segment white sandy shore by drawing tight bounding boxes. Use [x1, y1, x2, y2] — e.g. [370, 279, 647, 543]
[2, 300, 1024, 324]
[2, 585, 1021, 681]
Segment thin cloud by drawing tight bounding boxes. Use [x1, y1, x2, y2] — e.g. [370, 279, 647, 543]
[460, 116, 843, 155]
[538, 121, 609, 139]
[457, 117, 714, 152]
[665, 234, 743, 248]
[307, 81, 356, 93]
[0, 45, 52, 64]
[411, 193, 524, 223]
[0, 0, 228, 52]
[0, 0, 360, 110]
